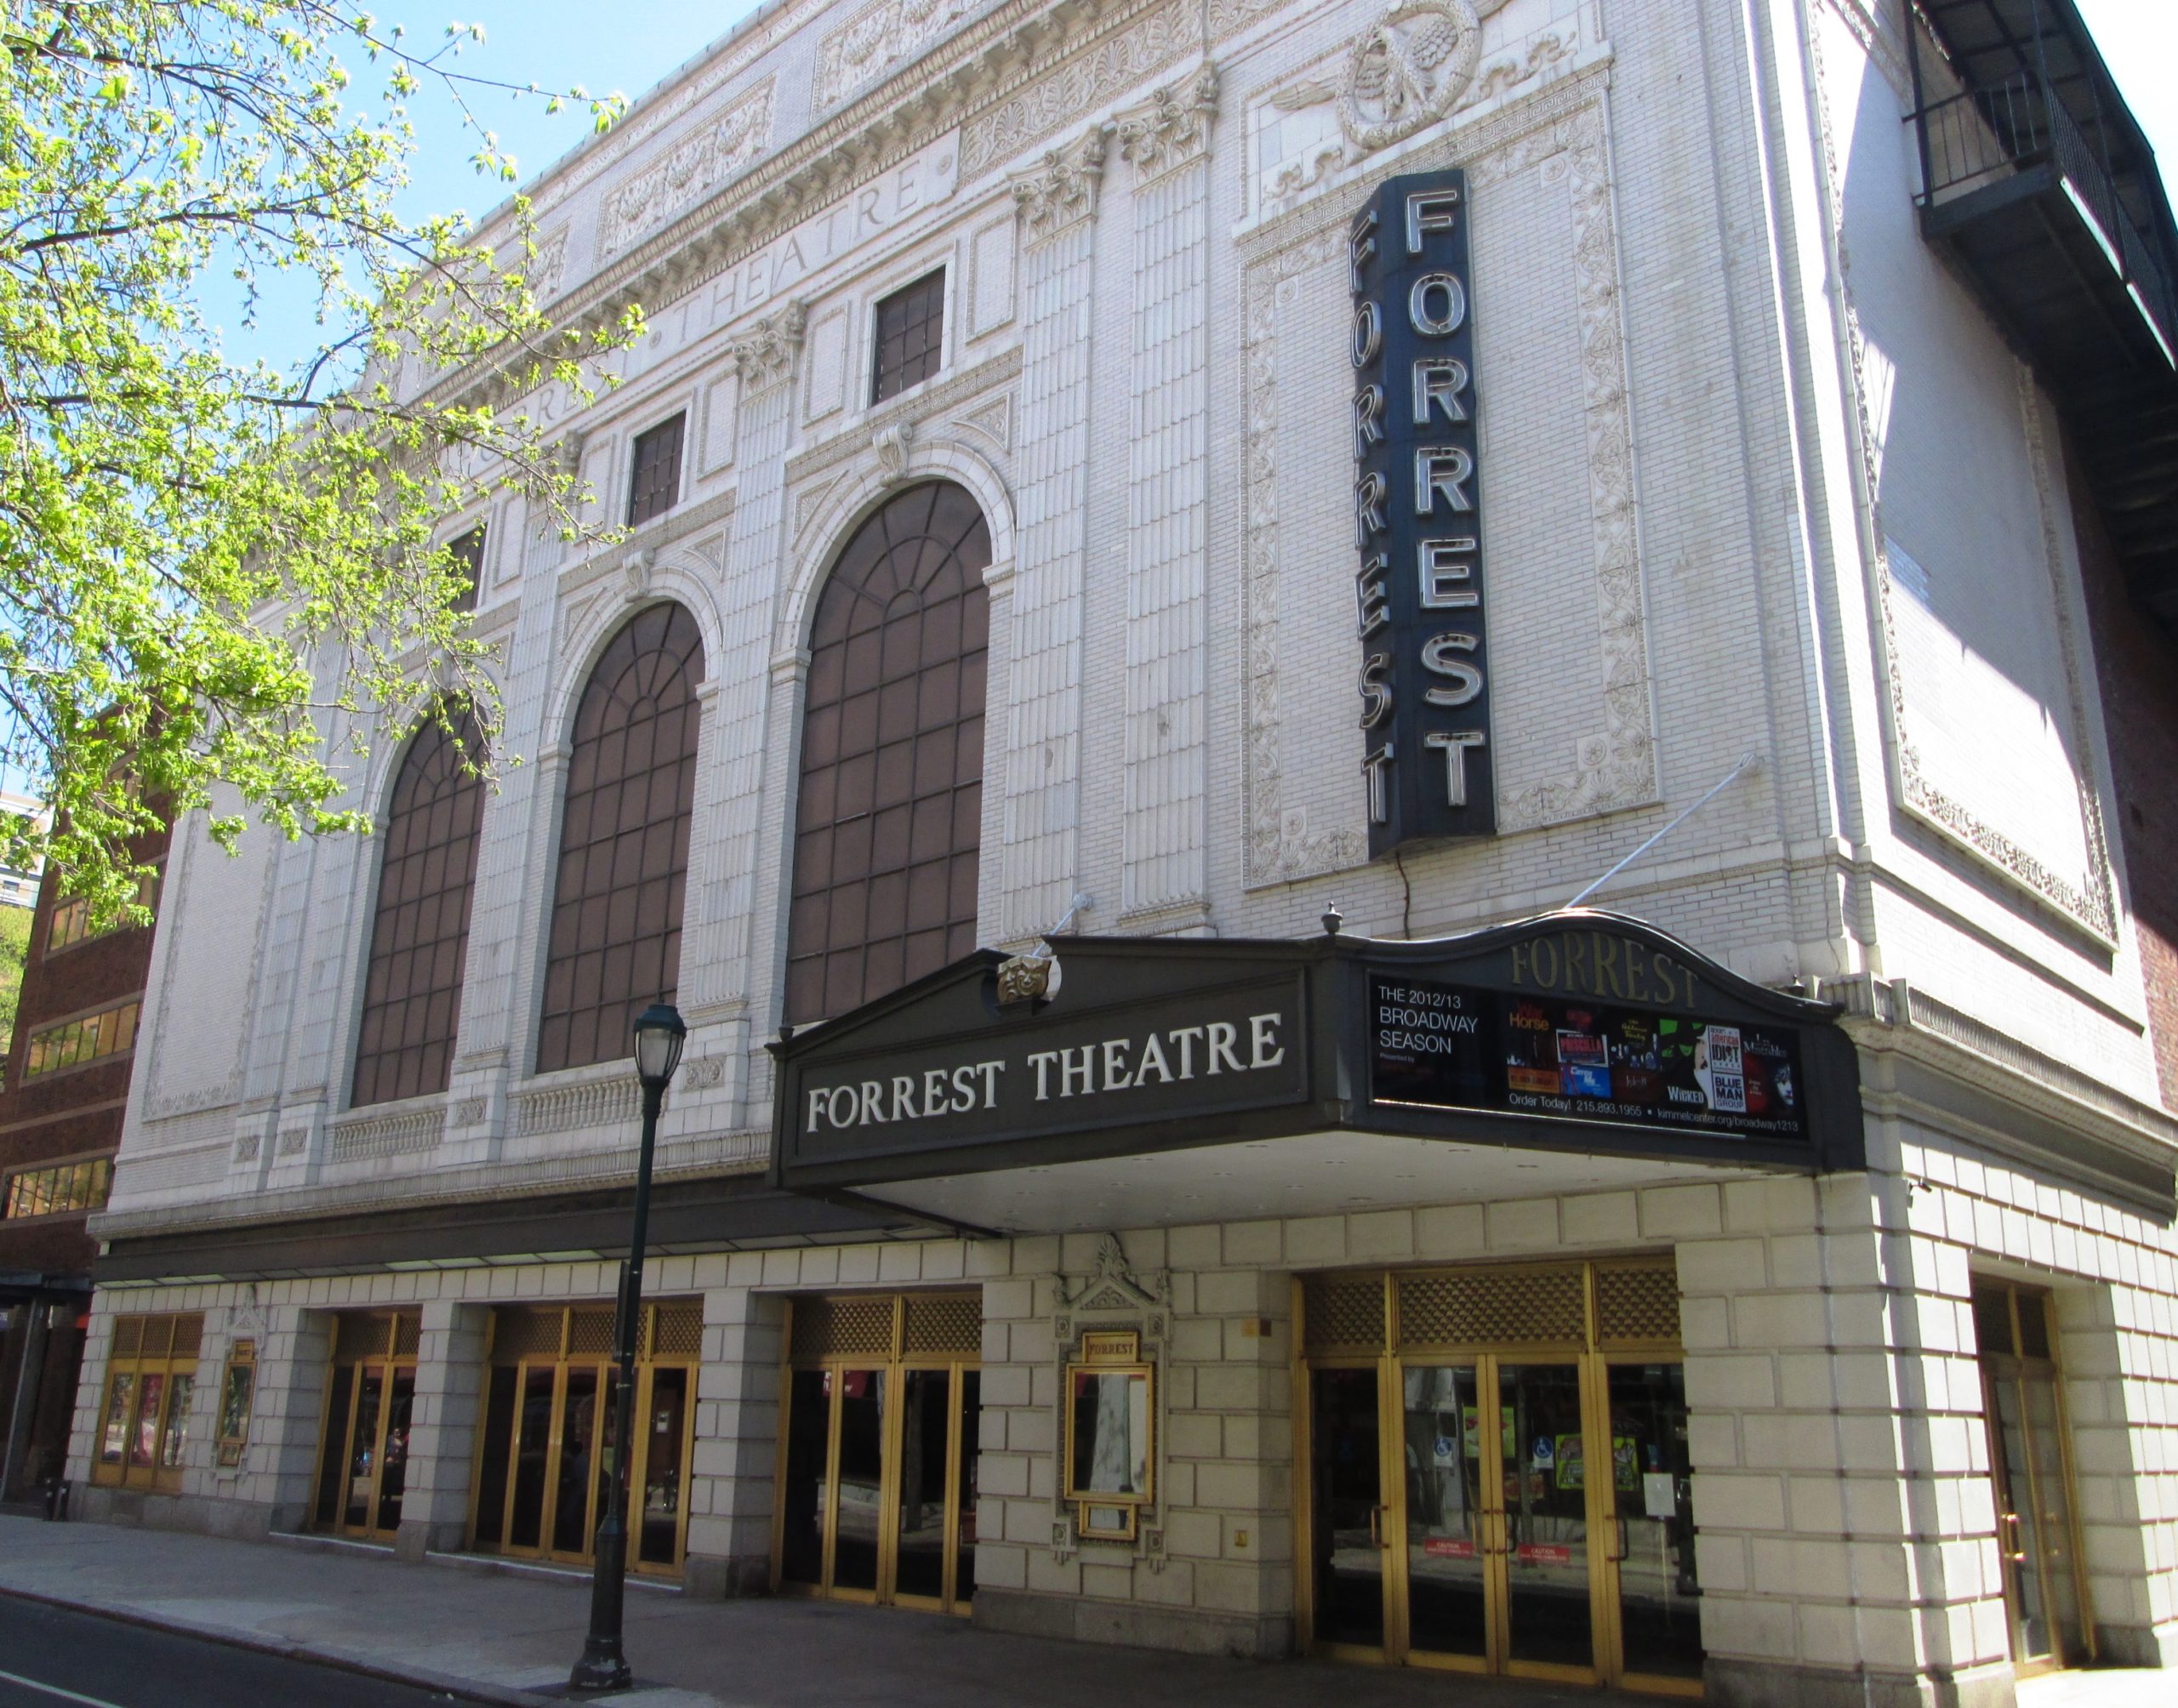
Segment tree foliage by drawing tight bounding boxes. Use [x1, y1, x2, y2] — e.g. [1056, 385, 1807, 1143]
[0, 3, 638, 925]
[0, 898, 31, 1066]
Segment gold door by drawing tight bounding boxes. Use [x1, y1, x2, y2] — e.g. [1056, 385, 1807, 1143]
[309, 1311, 419, 1541]
[467, 1301, 700, 1575]
[773, 1293, 983, 1614]
[93, 1312, 201, 1496]
[1972, 1281, 2093, 1675]
[1297, 1261, 1702, 1696]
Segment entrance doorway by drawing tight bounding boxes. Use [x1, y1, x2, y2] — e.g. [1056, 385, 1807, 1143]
[468, 1301, 701, 1575]
[311, 1311, 419, 1540]
[774, 1292, 982, 1614]
[1972, 1279, 2093, 1675]
[1297, 1261, 1701, 1695]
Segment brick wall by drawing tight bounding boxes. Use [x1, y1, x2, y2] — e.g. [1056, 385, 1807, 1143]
[2064, 438, 2178, 1111]
[0, 816, 168, 1278]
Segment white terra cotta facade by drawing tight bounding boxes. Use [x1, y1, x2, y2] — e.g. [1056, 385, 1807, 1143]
[68, 2, 2178, 1705]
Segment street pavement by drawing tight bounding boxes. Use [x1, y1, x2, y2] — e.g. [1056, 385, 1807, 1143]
[0, 1517, 2167, 1707]
[0, 1597, 476, 1708]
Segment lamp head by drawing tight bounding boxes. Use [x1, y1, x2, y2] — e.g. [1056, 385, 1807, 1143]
[632, 1002, 687, 1091]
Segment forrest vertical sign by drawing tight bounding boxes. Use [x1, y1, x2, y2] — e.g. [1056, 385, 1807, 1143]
[1351, 169, 1494, 854]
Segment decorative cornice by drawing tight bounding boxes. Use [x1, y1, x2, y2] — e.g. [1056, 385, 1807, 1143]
[1008, 123, 1110, 248]
[599, 77, 777, 259]
[1115, 63, 1218, 183]
[727, 299, 807, 393]
[412, 0, 1188, 424]
[816, 0, 972, 111]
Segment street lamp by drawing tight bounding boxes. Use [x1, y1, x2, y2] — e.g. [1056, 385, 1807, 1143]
[570, 1000, 687, 1694]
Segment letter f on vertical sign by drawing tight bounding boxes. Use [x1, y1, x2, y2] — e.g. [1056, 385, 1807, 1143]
[1405, 188, 1459, 253]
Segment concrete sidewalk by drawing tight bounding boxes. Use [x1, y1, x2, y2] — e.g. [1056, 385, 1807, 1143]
[0, 1517, 2164, 1707]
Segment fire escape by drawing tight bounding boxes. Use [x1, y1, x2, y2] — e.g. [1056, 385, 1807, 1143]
[1907, 0, 2178, 624]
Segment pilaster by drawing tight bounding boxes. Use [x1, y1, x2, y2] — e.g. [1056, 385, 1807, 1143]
[1000, 126, 1108, 942]
[689, 302, 804, 1044]
[1115, 68, 1217, 931]
[394, 1299, 489, 1560]
[681, 1285, 787, 1597]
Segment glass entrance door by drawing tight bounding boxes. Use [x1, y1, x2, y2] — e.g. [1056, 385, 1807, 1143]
[1973, 1282, 2092, 1674]
[1299, 1263, 1702, 1696]
[469, 1301, 700, 1575]
[774, 1293, 983, 1615]
[310, 1312, 419, 1543]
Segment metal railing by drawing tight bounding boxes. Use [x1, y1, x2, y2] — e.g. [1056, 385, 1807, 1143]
[1911, 68, 2178, 362]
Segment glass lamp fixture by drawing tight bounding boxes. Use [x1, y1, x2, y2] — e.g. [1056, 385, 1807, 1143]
[632, 1002, 687, 1091]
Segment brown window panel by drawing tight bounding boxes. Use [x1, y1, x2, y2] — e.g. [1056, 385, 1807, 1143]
[784, 481, 988, 1024]
[626, 413, 686, 527]
[351, 709, 487, 1108]
[447, 525, 485, 614]
[871, 270, 945, 404]
[538, 603, 705, 1073]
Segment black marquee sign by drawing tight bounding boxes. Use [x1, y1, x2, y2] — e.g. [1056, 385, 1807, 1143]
[769, 916, 1875, 1209]
[1352, 168, 1493, 855]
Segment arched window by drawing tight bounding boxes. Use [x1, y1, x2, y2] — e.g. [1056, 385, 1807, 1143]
[538, 603, 705, 1073]
[786, 481, 989, 1022]
[352, 709, 486, 1107]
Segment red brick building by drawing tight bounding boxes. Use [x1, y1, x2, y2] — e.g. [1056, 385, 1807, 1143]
[0, 823, 168, 1505]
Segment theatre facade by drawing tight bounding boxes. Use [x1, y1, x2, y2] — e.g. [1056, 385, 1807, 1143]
[66, 0, 2178, 1704]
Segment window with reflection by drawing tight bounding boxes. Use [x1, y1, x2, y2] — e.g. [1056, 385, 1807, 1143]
[352, 709, 486, 1108]
[785, 481, 989, 1023]
[538, 603, 704, 1073]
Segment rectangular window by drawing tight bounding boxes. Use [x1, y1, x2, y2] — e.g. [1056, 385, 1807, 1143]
[94, 1312, 202, 1493]
[448, 525, 486, 614]
[3, 1155, 113, 1219]
[872, 270, 945, 403]
[48, 868, 161, 957]
[627, 413, 686, 527]
[24, 998, 141, 1079]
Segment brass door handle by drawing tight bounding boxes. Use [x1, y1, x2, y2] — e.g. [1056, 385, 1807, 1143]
[1999, 1512, 2026, 1563]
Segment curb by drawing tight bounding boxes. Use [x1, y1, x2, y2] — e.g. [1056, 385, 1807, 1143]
[0, 1582, 560, 1707]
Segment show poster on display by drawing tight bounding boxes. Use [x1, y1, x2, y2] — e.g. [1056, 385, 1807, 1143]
[1367, 973, 1809, 1141]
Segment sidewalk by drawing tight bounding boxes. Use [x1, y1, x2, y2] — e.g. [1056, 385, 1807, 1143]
[0, 1516, 2164, 1706]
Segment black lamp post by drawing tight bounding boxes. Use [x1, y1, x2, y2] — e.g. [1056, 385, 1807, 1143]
[569, 1000, 686, 1694]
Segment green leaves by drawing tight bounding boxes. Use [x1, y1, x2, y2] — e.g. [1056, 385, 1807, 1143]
[0, 2, 635, 925]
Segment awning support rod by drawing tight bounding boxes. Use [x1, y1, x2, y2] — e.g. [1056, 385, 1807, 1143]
[1564, 752, 1761, 910]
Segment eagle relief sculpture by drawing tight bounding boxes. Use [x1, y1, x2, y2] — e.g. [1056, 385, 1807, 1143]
[1274, 0, 1500, 154]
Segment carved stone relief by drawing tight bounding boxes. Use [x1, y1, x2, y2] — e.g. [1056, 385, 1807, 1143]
[1292, 0, 1487, 153]
[1256, 0, 1582, 221]
[961, 0, 1200, 178]
[1008, 125, 1111, 248]
[1115, 65, 1220, 183]
[728, 300, 807, 394]
[601, 77, 776, 257]
[815, 0, 969, 110]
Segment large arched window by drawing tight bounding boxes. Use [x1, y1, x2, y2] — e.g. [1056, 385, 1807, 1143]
[785, 481, 989, 1022]
[538, 603, 705, 1073]
[352, 709, 486, 1107]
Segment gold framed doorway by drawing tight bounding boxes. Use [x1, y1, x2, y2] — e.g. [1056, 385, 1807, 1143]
[1296, 1260, 1702, 1697]
[467, 1300, 701, 1576]
[773, 1291, 982, 1614]
[1971, 1279, 2093, 1676]
[310, 1310, 419, 1540]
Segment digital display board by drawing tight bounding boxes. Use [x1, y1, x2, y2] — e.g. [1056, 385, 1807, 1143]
[1369, 973, 1810, 1142]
